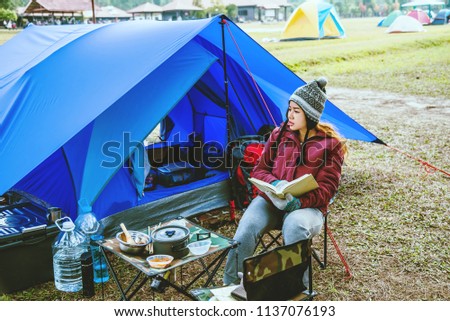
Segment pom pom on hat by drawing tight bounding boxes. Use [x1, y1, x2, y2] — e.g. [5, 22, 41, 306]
[315, 77, 327, 93]
[289, 77, 328, 126]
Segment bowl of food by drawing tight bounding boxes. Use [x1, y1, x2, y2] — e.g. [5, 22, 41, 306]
[116, 231, 151, 255]
[187, 239, 212, 256]
[146, 254, 174, 269]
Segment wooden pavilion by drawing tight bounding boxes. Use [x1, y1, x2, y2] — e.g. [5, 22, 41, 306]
[128, 2, 163, 21]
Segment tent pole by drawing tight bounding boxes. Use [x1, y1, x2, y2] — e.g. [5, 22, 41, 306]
[220, 16, 231, 151]
[91, 0, 96, 24]
[220, 16, 236, 222]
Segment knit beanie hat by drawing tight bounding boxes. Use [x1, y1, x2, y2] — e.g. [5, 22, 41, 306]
[289, 77, 328, 128]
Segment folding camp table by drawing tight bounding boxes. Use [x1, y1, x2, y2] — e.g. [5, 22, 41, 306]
[99, 218, 237, 300]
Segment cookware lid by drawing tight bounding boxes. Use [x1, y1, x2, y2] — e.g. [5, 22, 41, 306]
[152, 225, 189, 242]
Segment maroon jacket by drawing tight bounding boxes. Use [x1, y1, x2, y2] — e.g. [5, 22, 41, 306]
[251, 126, 345, 214]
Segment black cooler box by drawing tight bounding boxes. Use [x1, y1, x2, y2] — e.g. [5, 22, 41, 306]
[0, 202, 59, 294]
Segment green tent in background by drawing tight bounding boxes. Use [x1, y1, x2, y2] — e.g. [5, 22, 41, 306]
[381, 10, 404, 27]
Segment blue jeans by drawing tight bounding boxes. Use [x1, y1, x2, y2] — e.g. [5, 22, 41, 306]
[223, 196, 324, 286]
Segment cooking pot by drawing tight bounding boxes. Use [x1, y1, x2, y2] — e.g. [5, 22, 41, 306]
[151, 225, 190, 259]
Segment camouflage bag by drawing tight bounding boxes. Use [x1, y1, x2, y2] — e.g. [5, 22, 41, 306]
[242, 239, 311, 301]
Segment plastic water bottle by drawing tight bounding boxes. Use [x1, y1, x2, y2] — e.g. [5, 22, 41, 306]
[75, 211, 109, 283]
[52, 217, 88, 292]
[75, 211, 101, 236]
[90, 234, 109, 283]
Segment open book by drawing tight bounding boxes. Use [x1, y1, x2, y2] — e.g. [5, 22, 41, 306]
[248, 174, 319, 199]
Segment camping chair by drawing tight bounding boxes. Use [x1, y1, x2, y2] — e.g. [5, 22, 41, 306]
[255, 194, 352, 277]
[232, 238, 315, 301]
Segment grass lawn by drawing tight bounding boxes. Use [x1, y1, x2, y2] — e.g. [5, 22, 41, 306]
[0, 18, 449, 301]
[240, 17, 450, 98]
[0, 29, 19, 45]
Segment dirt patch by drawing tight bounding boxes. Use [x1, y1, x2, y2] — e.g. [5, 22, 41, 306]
[328, 87, 450, 116]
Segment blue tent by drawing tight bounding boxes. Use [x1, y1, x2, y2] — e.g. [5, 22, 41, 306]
[431, 9, 450, 24]
[0, 16, 382, 233]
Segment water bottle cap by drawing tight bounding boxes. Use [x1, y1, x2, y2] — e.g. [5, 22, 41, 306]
[62, 221, 75, 230]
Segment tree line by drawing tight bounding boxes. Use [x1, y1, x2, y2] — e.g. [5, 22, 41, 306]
[1, 0, 448, 25]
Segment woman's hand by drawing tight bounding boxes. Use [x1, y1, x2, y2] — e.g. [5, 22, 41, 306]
[265, 192, 301, 212]
[265, 191, 289, 210]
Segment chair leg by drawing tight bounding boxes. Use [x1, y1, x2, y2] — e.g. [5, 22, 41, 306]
[323, 214, 327, 268]
[255, 235, 262, 250]
[312, 248, 325, 269]
[308, 252, 313, 298]
[266, 230, 283, 248]
[256, 230, 283, 254]
[306, 245, 318, 301]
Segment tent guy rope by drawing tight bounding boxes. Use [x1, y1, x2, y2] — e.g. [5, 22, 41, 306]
[224, 19, 278, 127]
[385, 144, 450, 177]
[326, 226, 352, 279]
